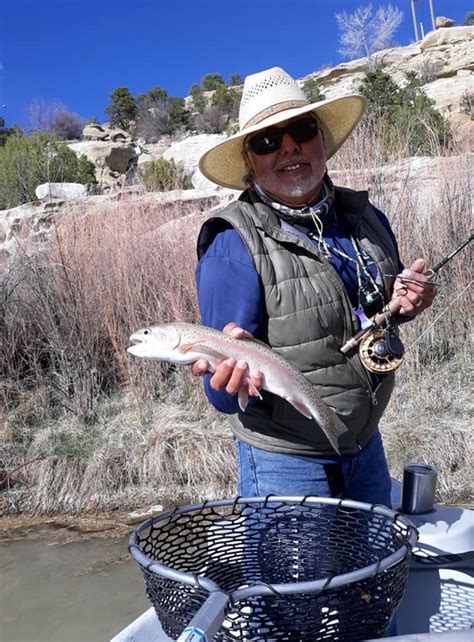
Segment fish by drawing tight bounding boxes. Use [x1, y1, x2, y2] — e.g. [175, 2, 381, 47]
[127, 323, 348, 454]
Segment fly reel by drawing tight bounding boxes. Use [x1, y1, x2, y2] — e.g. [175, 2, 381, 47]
[359, 329, 405, 374]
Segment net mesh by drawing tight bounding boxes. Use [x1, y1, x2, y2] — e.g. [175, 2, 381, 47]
[132, 498, 412, 641]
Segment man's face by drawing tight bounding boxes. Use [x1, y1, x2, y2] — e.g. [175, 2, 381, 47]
[245, 115, 326, 206]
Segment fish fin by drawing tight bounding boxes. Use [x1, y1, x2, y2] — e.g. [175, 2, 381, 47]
[247, 379, 262, 400]
[178, 342, 198, 353]
[179, 343, 224, 361]
[238, 387, 249, 412]
[288, 400, 313, 420]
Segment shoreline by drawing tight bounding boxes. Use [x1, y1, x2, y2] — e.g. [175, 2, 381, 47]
[0, 503, 172, 544]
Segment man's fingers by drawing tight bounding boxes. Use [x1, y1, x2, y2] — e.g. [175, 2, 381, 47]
[209, 358, 236, 390]
[409, 258, 426, 274]
[226, 360, 248, 395]
[222, 322, 254, 340]
[191, 359, 210, 377]
[249, 369, 263, 394]
[223, 322, 239, 335]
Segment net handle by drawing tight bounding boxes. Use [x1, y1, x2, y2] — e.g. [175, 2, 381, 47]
[176, 590, 229, 642]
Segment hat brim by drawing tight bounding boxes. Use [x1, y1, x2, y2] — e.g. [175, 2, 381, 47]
[199, 95, 367, 190]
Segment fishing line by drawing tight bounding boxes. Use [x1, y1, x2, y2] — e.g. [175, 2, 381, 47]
[405, 279, 473, 352]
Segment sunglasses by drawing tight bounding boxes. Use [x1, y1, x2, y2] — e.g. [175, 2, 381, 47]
[245, 118, 319, 155]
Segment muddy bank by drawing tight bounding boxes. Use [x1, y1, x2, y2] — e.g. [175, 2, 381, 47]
[0, 504, 169, 544]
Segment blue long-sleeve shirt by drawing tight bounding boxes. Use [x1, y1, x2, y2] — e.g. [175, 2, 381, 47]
[195, 205, 403, 414]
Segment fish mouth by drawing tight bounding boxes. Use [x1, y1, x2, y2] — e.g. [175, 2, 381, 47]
[127, 334, 145, 356]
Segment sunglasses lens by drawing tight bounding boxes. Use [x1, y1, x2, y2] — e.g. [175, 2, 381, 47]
[247, 119, 319, 155]
[288, 120, 319, 143]
[248, 129, 282, 155]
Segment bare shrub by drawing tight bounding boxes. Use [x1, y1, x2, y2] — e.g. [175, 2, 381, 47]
[50, 110, 85, 140]
[0, 196, 207, 423]
[27, 98, 85, 139]
[134, 98, 171, 142]
[1, 131, 472, 513]
[12, 400, 233, 514]
[336, 3, 404, 68]
[194, 105, 228, 134]
[415, 58, 444, 84]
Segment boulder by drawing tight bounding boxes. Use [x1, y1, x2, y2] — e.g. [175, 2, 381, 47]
[423, 73, 474, 114]
[136, 142, 169, 168]
[421, 25, 474, 53]
[83, 123, 109, 141]
[35, 183, 88, 201]
[68, 141, 136, 186]
[82, 121, 132, 143]
[162, 134, 227, 175]
[436, 16, 456, 29]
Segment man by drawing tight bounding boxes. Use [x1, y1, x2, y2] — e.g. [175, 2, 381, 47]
[192, 67, 437, 507]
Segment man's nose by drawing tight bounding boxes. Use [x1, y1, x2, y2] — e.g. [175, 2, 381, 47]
[280, 131, 301, 154]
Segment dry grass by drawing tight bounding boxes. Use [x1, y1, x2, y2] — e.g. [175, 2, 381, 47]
[1, 128, 472, 514]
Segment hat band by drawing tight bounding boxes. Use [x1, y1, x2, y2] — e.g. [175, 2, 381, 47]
[243, 100, 309, 130]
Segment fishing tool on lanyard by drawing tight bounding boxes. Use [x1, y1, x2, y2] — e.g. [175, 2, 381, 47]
[340, 232, 474, 374]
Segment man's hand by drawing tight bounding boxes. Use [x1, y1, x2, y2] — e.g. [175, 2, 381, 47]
[392, 258, 438, 316]
[191, 322, 263, 396]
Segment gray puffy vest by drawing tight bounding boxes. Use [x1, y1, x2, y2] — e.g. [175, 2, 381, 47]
[197, 187, 400, 456]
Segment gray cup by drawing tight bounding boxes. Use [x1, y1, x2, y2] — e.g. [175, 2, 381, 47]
[401, 464, 438, 514]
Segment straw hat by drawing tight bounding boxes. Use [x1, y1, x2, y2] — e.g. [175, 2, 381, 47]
[199, 67, 367, 190]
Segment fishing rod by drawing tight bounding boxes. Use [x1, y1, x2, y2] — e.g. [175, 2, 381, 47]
[340, 231, 473, 373]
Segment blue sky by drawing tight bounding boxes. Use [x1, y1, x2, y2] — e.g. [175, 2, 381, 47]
[1, 0, 472, 129]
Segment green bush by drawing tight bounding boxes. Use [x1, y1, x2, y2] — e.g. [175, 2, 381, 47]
[211, 84, 239, 121]
[230, 73, 242, 86]
[189, 84, 206, 114]
[359, 70, 450, 156]
[301, 77, 325, 102]
[140, 158, 192, 192]
[0, 118, 23, 147]
[0, 131, 97, 210]
[104, 86, 137, 131]
[463, 11, 474, 26]
[201, 73, 225, 91]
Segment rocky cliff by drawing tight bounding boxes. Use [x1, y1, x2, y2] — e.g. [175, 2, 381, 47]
[1, 25, 472, 260]
[65, 25, 473, 192]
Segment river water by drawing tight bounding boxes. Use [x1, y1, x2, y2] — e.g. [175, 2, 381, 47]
[1, 537, 150, 642]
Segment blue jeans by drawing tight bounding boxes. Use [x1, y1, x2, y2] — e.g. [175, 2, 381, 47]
[235, 430, 392, 507]
[235, 431, 397, 637]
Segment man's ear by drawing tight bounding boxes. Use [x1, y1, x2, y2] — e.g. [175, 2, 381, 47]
[242, 149, 255, 186]
[243, 149, 254, 173]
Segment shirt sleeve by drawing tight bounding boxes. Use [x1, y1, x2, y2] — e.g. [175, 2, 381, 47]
[195, 226, 264, 413]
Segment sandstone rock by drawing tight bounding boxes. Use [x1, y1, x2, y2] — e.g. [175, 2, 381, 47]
[68, 141, 136, 186]
[163, 134, 227, 174]
[82, 121, 132, 143]
[83, 123, 109, 141]
[136, 142, 169, 168]
[35, 183, 89, 201]
[124, 505, 164, 525]
[436, 16, 456, 29]
[191, 167, 221, 191]
[423, 74, 474, 114]
[421, 25, 474, 52]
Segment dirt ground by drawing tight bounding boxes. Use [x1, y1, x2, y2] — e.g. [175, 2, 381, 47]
[0, 505, 169, 544]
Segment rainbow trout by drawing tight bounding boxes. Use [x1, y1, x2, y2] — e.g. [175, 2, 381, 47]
[128, 323, 347, 453]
